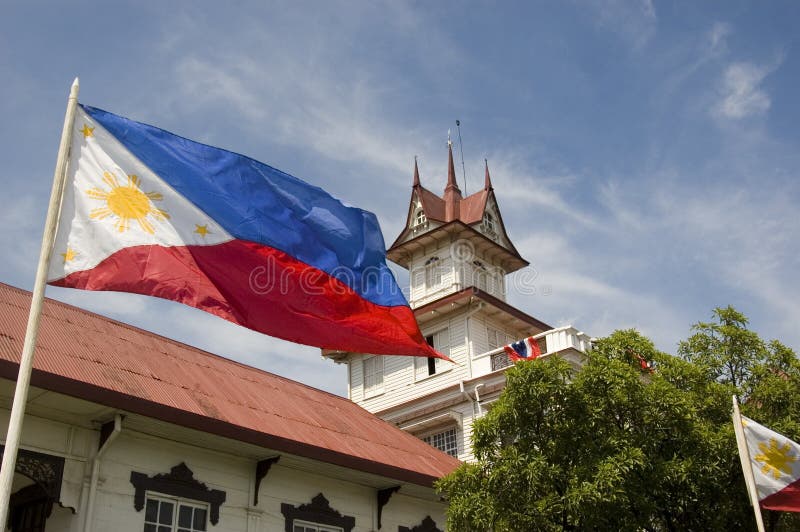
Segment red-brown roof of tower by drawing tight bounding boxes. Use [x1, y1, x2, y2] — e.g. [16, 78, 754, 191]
[413, 156, 421, 188]
[0, 282, 460, 486]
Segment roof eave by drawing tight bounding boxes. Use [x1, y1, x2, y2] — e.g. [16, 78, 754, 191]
[387, 221, 529, 272]
[0, 360, 458, 487]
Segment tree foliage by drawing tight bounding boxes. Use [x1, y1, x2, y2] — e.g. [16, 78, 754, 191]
[438, 308, 800, 531]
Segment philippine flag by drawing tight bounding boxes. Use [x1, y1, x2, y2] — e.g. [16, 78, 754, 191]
[47, 105, 445, 360]
[503, 336, 542, 362]
[741, 416, 800, 512]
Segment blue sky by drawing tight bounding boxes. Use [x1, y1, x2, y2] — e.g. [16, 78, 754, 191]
[2, 1, 799, 395]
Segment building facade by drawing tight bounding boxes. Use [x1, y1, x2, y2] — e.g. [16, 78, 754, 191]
[325, 145, 591, 462]
[0, 283, 457, 532]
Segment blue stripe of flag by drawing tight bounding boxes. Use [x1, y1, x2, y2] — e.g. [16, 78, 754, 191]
[83, 105, 407, 308]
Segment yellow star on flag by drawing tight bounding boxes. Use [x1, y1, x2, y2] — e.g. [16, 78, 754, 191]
[194, 224, 211, 237]
[80, 124, 95, 138]
[755, 438, 798, 480]
[61, 247, 77, 263]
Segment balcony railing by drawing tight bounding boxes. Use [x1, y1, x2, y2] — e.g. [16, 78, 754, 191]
[478, 326, 592, 375]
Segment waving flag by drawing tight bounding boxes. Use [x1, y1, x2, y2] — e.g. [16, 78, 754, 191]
[503, 336, 542, 362]
[47, 105, 443, 359]
[739, 415, 800, 512]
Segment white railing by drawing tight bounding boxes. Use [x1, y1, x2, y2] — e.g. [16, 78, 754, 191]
[472, 326, 592, 376]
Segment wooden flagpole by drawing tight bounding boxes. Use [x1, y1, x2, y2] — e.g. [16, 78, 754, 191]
[0, 78, 79, 525]
[732, 395, 766, 532]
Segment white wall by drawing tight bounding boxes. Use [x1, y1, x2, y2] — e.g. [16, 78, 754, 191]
[1, 398, 447, 532]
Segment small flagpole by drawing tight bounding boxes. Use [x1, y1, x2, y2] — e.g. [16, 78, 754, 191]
[732, 395, 766, 532]
[0, 78, 79, 524]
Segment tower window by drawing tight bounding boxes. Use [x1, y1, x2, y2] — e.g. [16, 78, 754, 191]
[483, 212, 496, 234]
[363, 355, 384, 397]
[425, 256, 442, 288]
[473, 261, 488, 291]
[414, 209, 427, 227]
[415, 329, 450, 379]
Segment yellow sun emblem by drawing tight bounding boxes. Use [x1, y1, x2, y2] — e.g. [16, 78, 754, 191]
[87, 172, 169, 234]
[755, 438, 797, 480]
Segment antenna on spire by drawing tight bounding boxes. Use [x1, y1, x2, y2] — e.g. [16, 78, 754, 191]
[456, 120, 467, 194]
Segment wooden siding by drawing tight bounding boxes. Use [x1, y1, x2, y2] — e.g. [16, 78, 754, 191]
[353, 315, 470, 413]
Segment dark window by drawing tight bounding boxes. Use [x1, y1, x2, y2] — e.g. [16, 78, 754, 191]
[143, 496, 207, 532]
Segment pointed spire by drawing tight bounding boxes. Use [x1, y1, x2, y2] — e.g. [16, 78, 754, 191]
[444, 141, 462, 221]
[484, 158, 493, 190]
[445, 141, 460, 193]
[413, 156, 421, 187]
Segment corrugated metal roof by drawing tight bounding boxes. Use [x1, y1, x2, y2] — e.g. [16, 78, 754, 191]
[0, 282, 460, 486]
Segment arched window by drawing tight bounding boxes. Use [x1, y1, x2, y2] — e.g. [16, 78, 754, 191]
[473, 261, 488, 291]
[425, 256, 441, 288]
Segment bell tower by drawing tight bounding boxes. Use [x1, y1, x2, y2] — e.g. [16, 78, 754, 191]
[388, 142, 527, 309]
[324, 142, 590, 462]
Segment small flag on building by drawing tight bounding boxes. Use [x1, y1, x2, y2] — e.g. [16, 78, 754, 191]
[503, 336, 541, 362]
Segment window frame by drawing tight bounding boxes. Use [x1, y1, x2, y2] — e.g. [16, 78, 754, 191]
[424, 256, 442, 289]
[414, 329, 451, 381]
[483, 212, 496, 234]
[420, 426, 459, 457]
[130, 463, 226, 527]
[143, 493, 209, 532]
[362, 355, 385, 398]
[413, 209, 427, 228]
[292, 520, 344, 532]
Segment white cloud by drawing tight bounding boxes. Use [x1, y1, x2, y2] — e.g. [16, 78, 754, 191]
[483, 154, 602, 230]
[583, 0, 658, 49]
[715, 61, 774, 119]
[708, 22, 732, 54]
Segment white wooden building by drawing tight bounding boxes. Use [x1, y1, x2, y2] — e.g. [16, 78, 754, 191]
[0, 283, 457, 532]
[325, 146, 591, 462]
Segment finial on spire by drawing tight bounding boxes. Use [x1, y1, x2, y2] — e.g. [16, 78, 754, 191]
[447, 128, 452, 147]
[484, 158, 493, 190]
[413, 156, 420, 187]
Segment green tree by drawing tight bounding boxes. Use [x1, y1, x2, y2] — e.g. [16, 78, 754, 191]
[438, 308, 800, 531]
[679, 307, 800, 531]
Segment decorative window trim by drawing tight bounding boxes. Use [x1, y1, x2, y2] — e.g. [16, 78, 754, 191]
[0, 445, 64, 502]
[281, 493, 355, 532]
[399, 515, 443, 532]
[377, 487, 400, 530]
[130, 462, 226, 526]
[253, 456, 280, 506]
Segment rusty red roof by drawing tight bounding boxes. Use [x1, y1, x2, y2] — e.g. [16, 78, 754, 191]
[0, 282, 460, 486]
